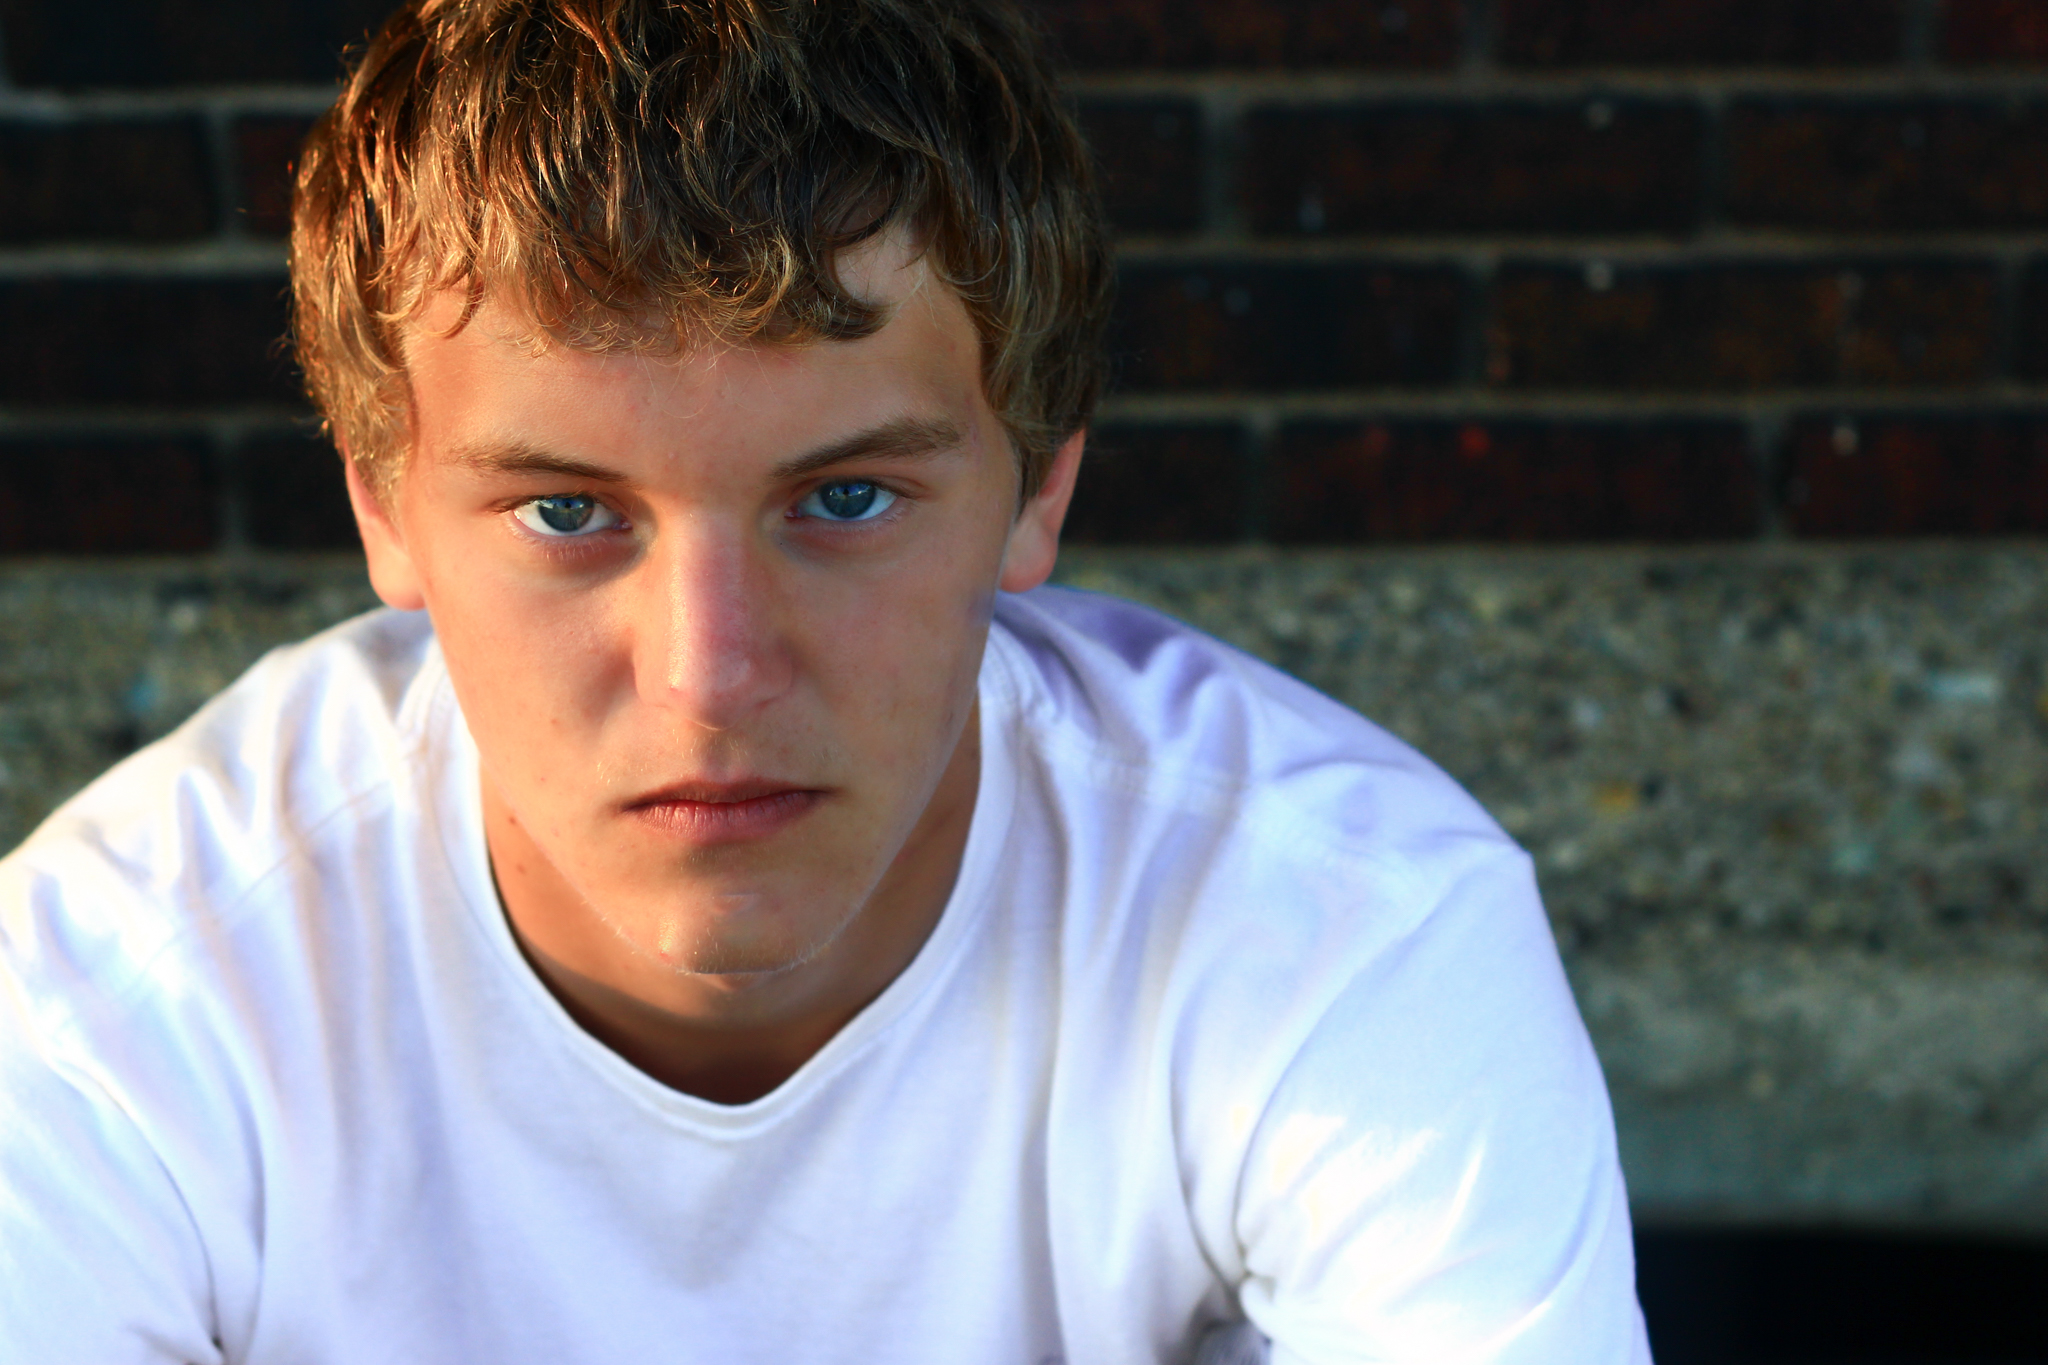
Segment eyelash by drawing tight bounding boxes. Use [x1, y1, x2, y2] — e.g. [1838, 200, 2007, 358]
[789, 479, 907, 526]
[496, 495, 627, 569]
[500, 478, 912, 550]
[512, 495, 623, 539]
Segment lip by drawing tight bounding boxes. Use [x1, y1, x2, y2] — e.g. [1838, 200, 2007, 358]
[622, 780, 824, 844]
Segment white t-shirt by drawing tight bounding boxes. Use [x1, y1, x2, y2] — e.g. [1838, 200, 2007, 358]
[0, 588, 1650, 1364]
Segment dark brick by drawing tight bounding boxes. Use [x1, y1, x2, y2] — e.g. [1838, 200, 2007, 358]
[234, 116, 318, 240]
[1785, 413, 2048, 535]
[1489, 260, 1996, 391]
[2013, 259, 2048, 378]
[240, 432, 358, 550]
[0, 276, 299, 407]
[1024, 0, 1464, 70]
[0, 117, 213, 244]
[1242, 99, 1704, 237]
[0, 435, 218, 553]
[1063, 423, 1246, 544]
[1270, 419, 1760, 543]
[1075, 100, 1205, 236]
[1112, 262, 1464, 392]
[1492, 262, 1836, 389]
[1728, 99, 2048, 231]
[1944, 0, 2048, 63]
[0, 0, 397, 87]
[1844, 264, 2000, 386]
[1499, 0, 1904, 66]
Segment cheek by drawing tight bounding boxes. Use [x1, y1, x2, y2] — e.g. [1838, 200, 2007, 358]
[428, 560, 627, 754]
[796, 548, 994, 737]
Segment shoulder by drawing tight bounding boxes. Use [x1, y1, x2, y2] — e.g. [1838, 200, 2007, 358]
[989, 585, 1519, 914]
[995, 594, 1639, 1353]
[987, 586, 1551, 1111]
[0, 608, 442, 1041]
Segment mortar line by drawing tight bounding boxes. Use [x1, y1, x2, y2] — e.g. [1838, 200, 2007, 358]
[211, 422, 251, 554]
[1106, 233, 2048, 264]
[1834, 259, 1863, 388]
[1199, 84, 1245, 242]
[202, 99, 247, 245]
[1, 68, 2041, 116]
[1242, 403, 1281, 543]
[0, 242, 289, 276]
[1457, 247, 1499, 387]
[0, 68, 2036, 121]
[0, 86, 338, 118]
[1461, 0, 1497, 76]
[1990, 250, 2027, 383]
[0, 408, 311, 436]
[1747, 407, 1791, 542]
[1093, 388, 2048, 422]
[1695, 83, 1730, 242]
[1066, 68, 2048, 100]
[12, 395, 2048, 435]
[1903, 0, 1943, 69]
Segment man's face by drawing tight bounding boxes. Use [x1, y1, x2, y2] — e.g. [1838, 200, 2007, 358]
[351, 241, 1076, 988]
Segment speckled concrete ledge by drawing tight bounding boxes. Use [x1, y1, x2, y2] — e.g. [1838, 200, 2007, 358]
[3, 546, 2046, 1231]
[1059, 545, 2048, 1235]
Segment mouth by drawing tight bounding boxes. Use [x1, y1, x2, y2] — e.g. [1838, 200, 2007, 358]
[622, 780, 825, 844]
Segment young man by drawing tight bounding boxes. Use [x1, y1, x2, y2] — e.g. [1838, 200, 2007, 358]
[0, 0, 1650, 1360]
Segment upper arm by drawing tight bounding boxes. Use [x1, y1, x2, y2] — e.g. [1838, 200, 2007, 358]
[1231, 851, 1650, 1365]
[0, 1030, 222, 1365]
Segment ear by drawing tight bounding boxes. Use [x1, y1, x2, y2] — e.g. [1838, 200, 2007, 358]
[343, 451, 428, 612]
[998, 428, 1085, 594]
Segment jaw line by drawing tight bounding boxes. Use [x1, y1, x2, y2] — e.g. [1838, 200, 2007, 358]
[631, 887, 861, 987]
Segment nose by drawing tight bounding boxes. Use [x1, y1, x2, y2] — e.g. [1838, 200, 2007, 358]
[634, 522, 793, 730]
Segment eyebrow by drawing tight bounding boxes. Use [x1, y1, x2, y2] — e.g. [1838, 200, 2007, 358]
[449, 441, 628, 484]
[769, 416, 966, 480]
[448, 416, 966, 486]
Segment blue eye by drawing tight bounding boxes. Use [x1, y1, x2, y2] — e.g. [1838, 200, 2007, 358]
[798, 481, 897, 522]
[513, 495, 621, 538]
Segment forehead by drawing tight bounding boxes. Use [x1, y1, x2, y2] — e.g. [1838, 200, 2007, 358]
[397, 241, 991, 471]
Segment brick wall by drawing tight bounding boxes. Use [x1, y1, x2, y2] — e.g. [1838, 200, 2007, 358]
[3, 0, 2047, 552]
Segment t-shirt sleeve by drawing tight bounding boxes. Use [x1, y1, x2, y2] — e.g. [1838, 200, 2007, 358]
[0, 1025, 222, 1365]
[1230, 848, 1650, 1364]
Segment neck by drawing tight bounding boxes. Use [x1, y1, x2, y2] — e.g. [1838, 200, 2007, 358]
[487, 709, 980, 1105]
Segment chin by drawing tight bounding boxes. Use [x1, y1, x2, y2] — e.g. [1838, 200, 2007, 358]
[628, 895, 852, 980]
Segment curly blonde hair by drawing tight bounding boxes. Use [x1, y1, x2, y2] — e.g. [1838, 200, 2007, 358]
[290, 0, 1112, 500]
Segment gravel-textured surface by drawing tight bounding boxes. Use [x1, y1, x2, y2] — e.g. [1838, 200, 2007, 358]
[0, 558, 381, 850]
[4, 546, 2046, 1230]
[1059, 545, 2048, 1232]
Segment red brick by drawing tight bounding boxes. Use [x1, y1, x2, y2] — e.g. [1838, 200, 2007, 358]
[1845, 265, 1999, 386]
[234, 116, 319, 240]
[1242, 100, 1704, 237]
[1489, 260, 1996, 391]
[1112, 262, 1464, 392]
[1499, 0, 1904, 66]
[1270, 419, 1760, 542]
[1023, 0, 1464, 70]
[1943, 0, 2048, 63]
[0, 436, 219, 554]
[1063, 423, 1247, 544]
[0, 117, 213, 244]
[1786, 414, 2048, 535]
[1492, 263, 1835, 389]
[0, 276, 299, 407]
[1728, 99, 2048, 230]
[240, 433, 359, 550]
[0, 0, 395, 87]
[1075, 100, 1206, 236]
